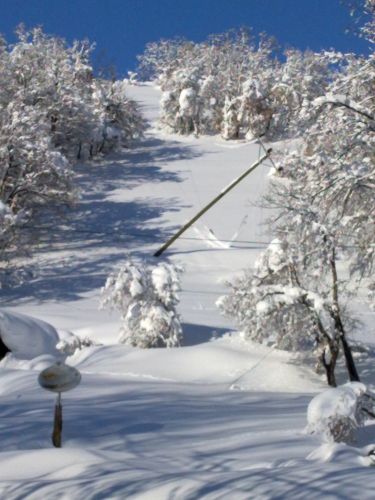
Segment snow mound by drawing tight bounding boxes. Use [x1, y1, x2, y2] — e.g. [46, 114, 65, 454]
[0, 353, 62, 371]
[307, 382, 368, 442]
[307, 382, 367, 424]
[0, 310, 94, 365]
[0, 310, 61, 360]
[67, 335, 324, 392]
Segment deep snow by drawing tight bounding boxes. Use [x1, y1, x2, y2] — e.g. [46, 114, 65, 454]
[0, 83, 375, 499]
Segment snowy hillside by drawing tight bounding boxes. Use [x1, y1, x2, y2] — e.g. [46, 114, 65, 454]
[1, 84, 375, 499]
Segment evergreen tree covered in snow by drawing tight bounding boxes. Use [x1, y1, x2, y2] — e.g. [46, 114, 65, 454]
[101, 259, 183, 348]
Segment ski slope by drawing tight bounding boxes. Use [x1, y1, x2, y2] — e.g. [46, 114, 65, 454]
[1, 83, 375, 499]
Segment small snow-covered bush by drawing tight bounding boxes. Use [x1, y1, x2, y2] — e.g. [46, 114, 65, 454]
[101, 259, 183, 348]
[56, 333, 95, 356]
[307, 383, 373, 443]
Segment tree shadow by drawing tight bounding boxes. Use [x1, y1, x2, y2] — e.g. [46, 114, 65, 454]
[0, 378, 337, 499]
[1, 137, 202, 304]
[181, 323, 231, 346]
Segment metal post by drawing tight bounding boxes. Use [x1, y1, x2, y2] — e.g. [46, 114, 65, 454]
[154, 148, 272, 257]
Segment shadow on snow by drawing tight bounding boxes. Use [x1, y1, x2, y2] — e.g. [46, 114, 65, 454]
[1, 137, 202, 304]
[2, 378, 370, 499]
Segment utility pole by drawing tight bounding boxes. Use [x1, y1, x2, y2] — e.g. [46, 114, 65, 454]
[154, 148, 272, 257]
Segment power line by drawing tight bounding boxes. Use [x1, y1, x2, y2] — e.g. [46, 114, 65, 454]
[31, 225, 371, 250]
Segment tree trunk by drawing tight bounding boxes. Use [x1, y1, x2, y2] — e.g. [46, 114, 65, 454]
[321, 344, 339, 387]
[339, 326, 360, 382]
[325, 363, 337, 387]
[329, 246, 360, 382]
[99, 138, 106, 153]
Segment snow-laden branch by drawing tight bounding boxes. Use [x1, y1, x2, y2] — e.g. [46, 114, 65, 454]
[313, 94, 375, 122]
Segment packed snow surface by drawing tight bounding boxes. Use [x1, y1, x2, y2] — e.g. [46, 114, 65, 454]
[1, 83, 375, 499]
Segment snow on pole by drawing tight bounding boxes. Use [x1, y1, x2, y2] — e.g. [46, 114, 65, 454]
[38, 362, 81, 448]
[154, 148, 272, 257]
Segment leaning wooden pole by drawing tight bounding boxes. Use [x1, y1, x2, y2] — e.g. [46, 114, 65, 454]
[154, 148, 272, 257]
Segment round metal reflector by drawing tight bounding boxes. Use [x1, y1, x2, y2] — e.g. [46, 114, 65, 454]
[38, 362, 81, 393]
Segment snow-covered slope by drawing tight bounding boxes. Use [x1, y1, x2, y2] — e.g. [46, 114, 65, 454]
[3, 83, 272, 337]
[1, 83, 375, 499]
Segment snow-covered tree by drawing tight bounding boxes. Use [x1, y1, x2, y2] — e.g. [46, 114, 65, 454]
[218, 234, 359, 387]
[138, 29, 345, 140]
[219, 21, 374, 386]
[266, 49, 345, 137]
[91, 78, 146, 155]
[0, 99, 76, 267]
[101, 259, 183, 348]
[140, 29, 279, 138]
[8, 26, 145, 160]
[345, 0, 375, 43]
[221, 96, 241, 140]
[136, 37, 189, 81]
[274, 50, 374, 309]
[158, 67, 201, 134]
[0, 26, 146, 285]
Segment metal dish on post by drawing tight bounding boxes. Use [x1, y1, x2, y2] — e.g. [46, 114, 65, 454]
[38, 362, 81, 393]
[38, 362, 81, 448]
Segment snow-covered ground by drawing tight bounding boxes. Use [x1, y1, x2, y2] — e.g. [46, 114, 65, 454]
[1, 84, 375, 499]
